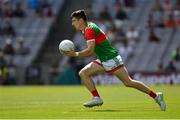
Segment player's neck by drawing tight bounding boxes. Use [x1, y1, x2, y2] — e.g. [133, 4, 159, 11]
[81, 21, 88, 31]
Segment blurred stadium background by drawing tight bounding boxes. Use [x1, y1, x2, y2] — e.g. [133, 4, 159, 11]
[0, 0, 180, 85]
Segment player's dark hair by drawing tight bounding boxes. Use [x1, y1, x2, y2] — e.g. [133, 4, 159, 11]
[71, 9, 87, 21]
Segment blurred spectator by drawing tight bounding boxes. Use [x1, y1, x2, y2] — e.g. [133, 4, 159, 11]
[5, 59, 16, 84]
[28, 0, 41, 10]
[99, 6, 111, 21]
[172, 47, 180, 62]
[118, 40, 133, 61]
[106, 27, 117, 44]
[157, 63, 164, 72]
[114, 6, 128, 29]
[15, 37, 30, 55]
[150, 0, 165, 28]
[114, 0, 123, 10]
[116, 27, 126, 41]
[115, 6, 128, 20]
[149, 0, 165, 29]
[3, 39, 15, 56]
[163, 0, 173, 16]
[174, 0, 180, 16]
[165, 14, 177, 29]
[1, 0, 13, 18]
[26, 65, 41, 84]
[165, 60, 177, 72]
[151, 0, 163, 13]
[12, 2, 26, 18]
[36, 0, 53, 17]
[3, 39, 15, 65]
[124, 0, 135, 8]
[0, 50, 8, 84]
[147, 13, 165, 29]
[126, 26, 139, 46]
[148, 28, 160, 43]
[2, 19, 16, 36]
[41, 0, 50, 8]
[36, 5, 44, 17]
[147, 13, 155, 29]
[149, 9, 164, 28]
[155, 15, 164, 28]
[45, 4, 53, 17]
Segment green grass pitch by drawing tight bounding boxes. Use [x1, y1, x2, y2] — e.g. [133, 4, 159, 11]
[0, 85, 180, 119]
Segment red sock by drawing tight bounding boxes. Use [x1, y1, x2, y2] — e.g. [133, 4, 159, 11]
[91, 90, 100, 97]
[149, 91, 157, 98]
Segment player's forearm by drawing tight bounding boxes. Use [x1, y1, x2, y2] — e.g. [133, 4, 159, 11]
[76, 48, 93, 57]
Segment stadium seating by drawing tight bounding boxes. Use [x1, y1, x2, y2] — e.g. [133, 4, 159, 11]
[0, 0, 64, 67]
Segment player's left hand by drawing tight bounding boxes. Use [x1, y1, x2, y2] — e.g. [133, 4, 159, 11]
[63, 51, 76, 56]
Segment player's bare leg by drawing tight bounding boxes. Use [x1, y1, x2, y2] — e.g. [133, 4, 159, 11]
[113, 66, 166, 111]
[79, 62, 105, 92]
[79, 62, 105, 107]
[114, 66, 151, 94]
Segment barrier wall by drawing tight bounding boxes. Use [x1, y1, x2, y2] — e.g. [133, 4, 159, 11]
[92, 72, 180, 85]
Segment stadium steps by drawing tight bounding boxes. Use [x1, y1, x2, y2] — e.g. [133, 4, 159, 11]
[127, 28, 174, 72]
[34, 0, 92, 66]
[163, 28, 180, 65]
[126, 1, 155, 71]
[149, 29, 174, 70]
[126, 29, 149, 71]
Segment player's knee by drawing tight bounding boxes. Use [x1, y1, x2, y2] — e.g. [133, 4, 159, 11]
[79, 71, 84, 78]
[79, 70, 88, 78]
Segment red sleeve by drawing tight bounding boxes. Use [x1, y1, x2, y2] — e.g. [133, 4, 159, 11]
[84, 27, 95, 41]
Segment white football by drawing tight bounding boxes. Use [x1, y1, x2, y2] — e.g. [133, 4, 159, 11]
[59, 39, 74, 52]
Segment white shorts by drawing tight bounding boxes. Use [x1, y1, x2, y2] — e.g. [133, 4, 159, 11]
[93, 55, 124, 74]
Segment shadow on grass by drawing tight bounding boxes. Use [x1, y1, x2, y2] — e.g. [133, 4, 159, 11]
[70, 109, 133, 112]
[88, 109, 133, 112]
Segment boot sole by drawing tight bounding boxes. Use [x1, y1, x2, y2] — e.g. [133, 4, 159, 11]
[83, 103, 103, 108]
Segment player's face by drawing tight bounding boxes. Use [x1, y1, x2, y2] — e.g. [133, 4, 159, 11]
[72, 17, 81, 30]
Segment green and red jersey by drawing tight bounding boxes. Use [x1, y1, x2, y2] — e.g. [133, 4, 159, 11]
[82, 22, 118, 62]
